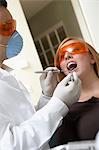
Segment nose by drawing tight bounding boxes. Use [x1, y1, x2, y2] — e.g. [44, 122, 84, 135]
[64, 52, 73, 60]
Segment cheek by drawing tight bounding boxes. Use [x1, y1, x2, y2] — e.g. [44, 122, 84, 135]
[60, 60, 66, 70]
[75, 54, 91, 69]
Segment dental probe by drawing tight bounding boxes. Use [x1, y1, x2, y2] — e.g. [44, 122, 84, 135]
[34, 70, 63, 73]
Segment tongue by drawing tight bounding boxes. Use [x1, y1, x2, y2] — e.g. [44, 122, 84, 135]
[67, 63, 77, 71]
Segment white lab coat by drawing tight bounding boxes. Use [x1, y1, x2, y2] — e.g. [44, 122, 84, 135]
[96, 132, 99, 150]
[0, 68, 68, 150]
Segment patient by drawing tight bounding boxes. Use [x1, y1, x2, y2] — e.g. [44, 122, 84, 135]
[52, 37, 99, 146]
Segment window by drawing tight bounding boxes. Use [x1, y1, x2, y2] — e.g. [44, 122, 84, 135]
[34, 22, 67, 69]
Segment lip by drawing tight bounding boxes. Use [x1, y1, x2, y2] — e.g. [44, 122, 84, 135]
[66, 60, 77, 71]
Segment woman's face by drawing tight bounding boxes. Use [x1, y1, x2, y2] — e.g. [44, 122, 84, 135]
[59, 40, 95, 78]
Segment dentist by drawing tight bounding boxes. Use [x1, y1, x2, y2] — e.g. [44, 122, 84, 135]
[0, 1, 81, 150]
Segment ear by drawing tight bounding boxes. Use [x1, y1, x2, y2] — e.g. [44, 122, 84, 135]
[89, 53, 95, 64]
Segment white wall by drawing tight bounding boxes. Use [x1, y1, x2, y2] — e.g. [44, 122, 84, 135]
[79, 0, 99, 53]
[71, 0, 99, 53]
[29, 0, 82, 39]
[4, 0, 42, 104]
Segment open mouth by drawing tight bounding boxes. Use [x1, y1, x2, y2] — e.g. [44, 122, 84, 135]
[67, 61, 77, 71]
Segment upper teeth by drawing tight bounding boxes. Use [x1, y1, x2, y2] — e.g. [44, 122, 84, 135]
[68, 62, 75, 67]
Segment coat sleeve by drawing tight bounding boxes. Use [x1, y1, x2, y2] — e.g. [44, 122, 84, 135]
[0, 97, 69, 150]
[36, 94, 51, 110]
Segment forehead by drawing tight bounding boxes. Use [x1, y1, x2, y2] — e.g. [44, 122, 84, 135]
[0, 7, 12, 22]
[61, 40, 83, 48]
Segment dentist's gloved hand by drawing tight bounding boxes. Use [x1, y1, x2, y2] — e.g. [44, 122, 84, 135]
[40, 67, 59, 97]
[53, 72, 81, 107]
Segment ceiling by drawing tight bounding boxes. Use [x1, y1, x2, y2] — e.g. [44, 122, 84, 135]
[20, 0, 53, 20]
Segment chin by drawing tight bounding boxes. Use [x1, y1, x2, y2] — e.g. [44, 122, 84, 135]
[63, 67, 79, 75]
[68, 68, 77, 74]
